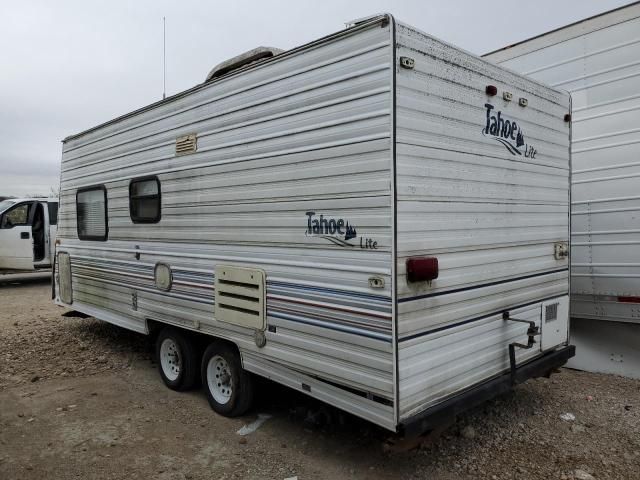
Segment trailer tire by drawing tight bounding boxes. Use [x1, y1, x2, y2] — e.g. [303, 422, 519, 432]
[201, 342, 254, 417]
[155, 327, 199, 391]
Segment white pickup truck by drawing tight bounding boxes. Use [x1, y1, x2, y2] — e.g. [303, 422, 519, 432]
[0, 197, 58, 272]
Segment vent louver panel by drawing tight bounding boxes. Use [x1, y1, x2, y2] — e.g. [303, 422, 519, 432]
[545, 302, 559, 323]
[175, 134, 197, 155]
[214, 265, 265, 330]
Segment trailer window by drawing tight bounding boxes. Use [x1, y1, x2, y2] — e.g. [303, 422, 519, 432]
[76, 187, 107, 241]
[129, 177, 161, 223]
[0, 199, 17, 212]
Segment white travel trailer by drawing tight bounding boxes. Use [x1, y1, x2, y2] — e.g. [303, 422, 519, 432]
[484, 2, 640, 378]
[54, 15, 573, 433]
[0, 197, 58, 271]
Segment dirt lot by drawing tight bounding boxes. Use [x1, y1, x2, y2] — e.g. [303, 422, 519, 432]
[1, 277, 639, 480]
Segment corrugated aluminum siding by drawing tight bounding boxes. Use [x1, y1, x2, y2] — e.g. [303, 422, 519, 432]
[57, 20, 395, 428]
[394, 22, 570, 420]
[484, 3, 640, 323]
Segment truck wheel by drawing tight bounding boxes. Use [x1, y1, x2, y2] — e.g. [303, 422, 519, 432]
[156, 327, 199, 391]
[201, 342, 254, 417]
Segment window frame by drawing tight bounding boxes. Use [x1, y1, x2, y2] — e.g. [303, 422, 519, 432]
[76, 185, 108, 241]
[129, 176, 161, 224]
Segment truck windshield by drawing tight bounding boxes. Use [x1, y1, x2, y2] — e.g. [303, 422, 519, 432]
[0, 200, 16, 213]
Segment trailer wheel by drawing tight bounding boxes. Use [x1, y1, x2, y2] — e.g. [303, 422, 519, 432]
[155, 327, 199, 391]
[201, 342, 254, 417]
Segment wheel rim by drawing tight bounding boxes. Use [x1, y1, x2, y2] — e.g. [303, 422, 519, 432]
[160, 338, 181, 382]
[207, 355, 233, 404]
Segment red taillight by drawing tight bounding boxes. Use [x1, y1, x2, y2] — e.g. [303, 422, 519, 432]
[485, 85, 497, 96]
[618, 296, 640, 304]
[406, 257, 439, 283]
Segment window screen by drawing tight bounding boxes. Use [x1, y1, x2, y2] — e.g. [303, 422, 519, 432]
[47, 202, 59, 226]
[77, 187, 107, 240]
[130, 177, 160, 223]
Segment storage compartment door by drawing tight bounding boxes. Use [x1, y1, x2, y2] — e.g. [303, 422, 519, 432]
[541, 297, 569, 351]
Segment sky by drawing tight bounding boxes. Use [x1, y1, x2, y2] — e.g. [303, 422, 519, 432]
[0, 0, 633, 197]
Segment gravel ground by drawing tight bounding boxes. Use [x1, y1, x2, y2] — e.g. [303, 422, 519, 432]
[1, 277, 639, 479]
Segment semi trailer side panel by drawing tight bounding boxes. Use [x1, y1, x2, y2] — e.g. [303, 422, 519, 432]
[484, 3, 640, 377]
[484, 2, 640, 324]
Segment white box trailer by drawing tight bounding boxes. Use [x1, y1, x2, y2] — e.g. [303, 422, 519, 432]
[0, 197, 58, 272]
[54, 14, 573, 433]
[484, 2, 640, 378]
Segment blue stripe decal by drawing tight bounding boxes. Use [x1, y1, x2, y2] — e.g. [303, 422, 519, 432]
[269, 311, 392, 342]
[268, 280, 391, 302]
[70, 257, 392, 338]
[398, 293, 568, 343]
[70, 258, 390, 303]
[398, 268, 569, 304]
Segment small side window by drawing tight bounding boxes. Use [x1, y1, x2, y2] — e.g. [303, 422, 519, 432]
[77, 186, 107, 241]
[47, 202, 59, 226]
[130, 177, 161, 224]
[0, 203, 32, 229]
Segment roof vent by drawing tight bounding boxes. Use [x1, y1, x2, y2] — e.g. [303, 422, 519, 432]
[205, 46, 283, 82]
[345, 13, 388, 28]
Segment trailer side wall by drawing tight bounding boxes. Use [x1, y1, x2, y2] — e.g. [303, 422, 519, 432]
[57, 21, 397, 429]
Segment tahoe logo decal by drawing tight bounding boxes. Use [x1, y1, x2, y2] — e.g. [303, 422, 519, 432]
[305, 211, 377, 249]
[483, 103, 537, 158]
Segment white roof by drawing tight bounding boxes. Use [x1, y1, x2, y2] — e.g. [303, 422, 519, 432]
[2, 197, 57, 203]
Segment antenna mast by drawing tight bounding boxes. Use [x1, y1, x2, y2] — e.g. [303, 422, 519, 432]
[162, 16, 166, 99]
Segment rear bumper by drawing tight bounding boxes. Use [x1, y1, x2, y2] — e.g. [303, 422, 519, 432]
[399, 345, 576, 436]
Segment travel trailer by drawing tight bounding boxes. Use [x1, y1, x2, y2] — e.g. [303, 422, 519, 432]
[54, 14, 573, 433]
[484, 2, 640, 378]
[0, 197, 58, 271]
